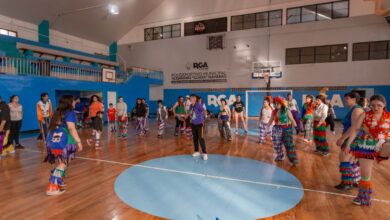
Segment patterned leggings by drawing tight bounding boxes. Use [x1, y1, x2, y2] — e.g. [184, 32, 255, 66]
[272, 125, 297, 163]
[118, 116, 128, 137]
[259, 122, 272, 144]
[303, 118, 313, 141]
[313, 121, 329, 153]
[136, 117, 146, 135]
[158, 119, 166, 136]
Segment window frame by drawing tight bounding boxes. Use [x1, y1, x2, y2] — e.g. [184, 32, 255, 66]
[231, 9, 283, 31]
[352, 40, 390, 61]
[286, 43, 348, 65]
[0, 28, 18, 37]
[144, 23, 181, 41]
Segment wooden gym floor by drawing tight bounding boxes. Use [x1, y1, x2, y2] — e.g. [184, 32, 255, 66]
[0, 119, 389, 220]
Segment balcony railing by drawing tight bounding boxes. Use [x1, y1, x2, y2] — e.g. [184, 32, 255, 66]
[0, 57, 163, 84]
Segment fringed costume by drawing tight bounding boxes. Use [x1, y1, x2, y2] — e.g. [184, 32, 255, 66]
[313, 102, 329, 155]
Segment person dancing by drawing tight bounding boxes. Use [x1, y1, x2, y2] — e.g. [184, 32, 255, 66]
[270, 96, 298, 165]
[45, 95, 83, 196]
[287, 93, 301, 134]
[313, 94, 330, 156]
[258, 97, 273, 144]
[301, 95, 315, 142]
[117, 97, 128, 139]
[335, 92, 364, 191]
[172, 96, 186, 136]
[218, 99, 232, 141]
[188, 95, 208, 161]
[344, 94, 389, 206]
[156, 100, 168, 138]
[232, 95, 248, 135]
[135, 98, 147, 136]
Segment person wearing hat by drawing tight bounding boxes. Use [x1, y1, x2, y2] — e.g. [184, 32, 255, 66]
[270, 96, 298, 165]
[0, 95, 14, 157]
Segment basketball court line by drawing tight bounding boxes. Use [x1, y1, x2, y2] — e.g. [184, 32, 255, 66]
[21, 148, 390, 204]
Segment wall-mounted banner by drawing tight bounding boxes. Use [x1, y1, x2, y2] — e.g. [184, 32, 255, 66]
[171, 71, 227, 83]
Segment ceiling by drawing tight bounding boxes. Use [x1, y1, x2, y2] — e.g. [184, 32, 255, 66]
[0, 0, 165, 44]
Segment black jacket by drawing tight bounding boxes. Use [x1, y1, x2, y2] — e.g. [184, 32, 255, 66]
[0, 101, 11, 131]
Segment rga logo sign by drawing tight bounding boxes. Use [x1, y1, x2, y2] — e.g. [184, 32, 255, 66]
[208, 94, 237, 107]
[186, 62, 209, 71]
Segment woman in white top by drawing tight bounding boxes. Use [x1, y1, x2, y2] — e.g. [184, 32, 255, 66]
[258, 97, 273, 144]
[8, 95, 24, 149]
[313, 94, 330, 156]
[117, 96, 128, 139]
[287, 93, 302, 134]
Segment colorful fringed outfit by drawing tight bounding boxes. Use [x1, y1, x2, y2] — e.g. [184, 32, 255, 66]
[313, 103, 329, 154]
[351, 110, 390, 206]
[117, 102, 128, 138]
[0, 101, 14, 157]
[271, 109, 298, 164]
[45, 110, 78, 195]
[259, 107, 273, 144]
[302, 102, 315, 141]
[338, 105, 362, 187]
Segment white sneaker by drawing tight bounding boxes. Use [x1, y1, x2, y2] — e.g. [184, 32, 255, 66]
[46, 190, 66, 196]
[332, 131, 336, 135]
[192, 152, 201, 157]
[202, 154, 208, 161]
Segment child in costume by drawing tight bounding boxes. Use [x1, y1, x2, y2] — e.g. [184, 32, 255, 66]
[45, 95, 83, 196]
[107, 103, 117, 133]
[270, 96, 298, 165]
[135, 98, 147, 136]
[88, 95, 104, 147]
[87, 111, 103, 149]
[218, 99, 232, 141]
[156, 100, 168, 137]
[172, 96, 186, 136]
[0, 95, 14, 158]
[258, 97, 273, 144]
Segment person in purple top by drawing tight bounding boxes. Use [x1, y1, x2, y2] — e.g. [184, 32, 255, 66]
[188, 94, 208, 160]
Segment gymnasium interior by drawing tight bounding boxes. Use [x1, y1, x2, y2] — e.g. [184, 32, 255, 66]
[0, 0, 389, 219]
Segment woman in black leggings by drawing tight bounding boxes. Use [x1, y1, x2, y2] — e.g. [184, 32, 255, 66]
[8, 95, 24, 149]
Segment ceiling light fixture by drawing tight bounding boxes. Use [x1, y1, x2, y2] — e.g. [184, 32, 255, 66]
[108, 4, 119, 15]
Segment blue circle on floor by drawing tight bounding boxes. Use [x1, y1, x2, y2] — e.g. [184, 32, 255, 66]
[231, 128, 259, 136]
[114, 155, 304, 220]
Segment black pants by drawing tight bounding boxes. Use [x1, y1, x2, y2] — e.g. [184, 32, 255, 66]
[326, 115, 335, 132]
[175, 117, 184, 129]
[191, 123, 207, 153]
[8, 120, 22, 145]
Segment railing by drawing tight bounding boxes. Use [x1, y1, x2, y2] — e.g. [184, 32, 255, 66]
[0, 56, 163, 84]
[128, 66, 164, 81]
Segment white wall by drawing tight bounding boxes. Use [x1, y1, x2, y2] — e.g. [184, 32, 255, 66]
[119, 0, 376, 44]
[119, 15, 390, 89]
[0, 14, 108, 55]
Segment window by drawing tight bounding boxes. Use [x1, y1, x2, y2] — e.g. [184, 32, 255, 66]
[144, 24, 181, 41]
[208, 35, 224, 50]
[300, 47, 315, 64]
[286, 48, 300, 65]
[286, 43, 348, 65]
[287, 7, 301, 24]
[315, 46, 330, 63]
[0, 28, 17, 37]
[231, 10, 282, 31]
[287, 1, 349, 25]
[331, 44, 348, 62]
[353, 41, 390, 61]
[184, 17, 227, 36]
[301, 5, 316, 23]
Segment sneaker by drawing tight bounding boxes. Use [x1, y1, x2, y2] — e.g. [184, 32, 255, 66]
[244, 130, 248, 134]
[46, 190, 66, 196]
[192, 152, 201, 157]
[15, 144, 25, 149]
[291, 160, 298, 166]
[228, 137, 233, 141]
[174, 132, 179, 136]
[321, 152, 330, 157]
[332, 131, 336, 135]
[5, 145, 15, 154]
[86, 139, 93, 146]
[335, 183, 352, 191]
[202, 154, 208, 161]
[235, 130, 238, 135]
[352, 198, 362, 206]
[274, 157, 284, 162]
